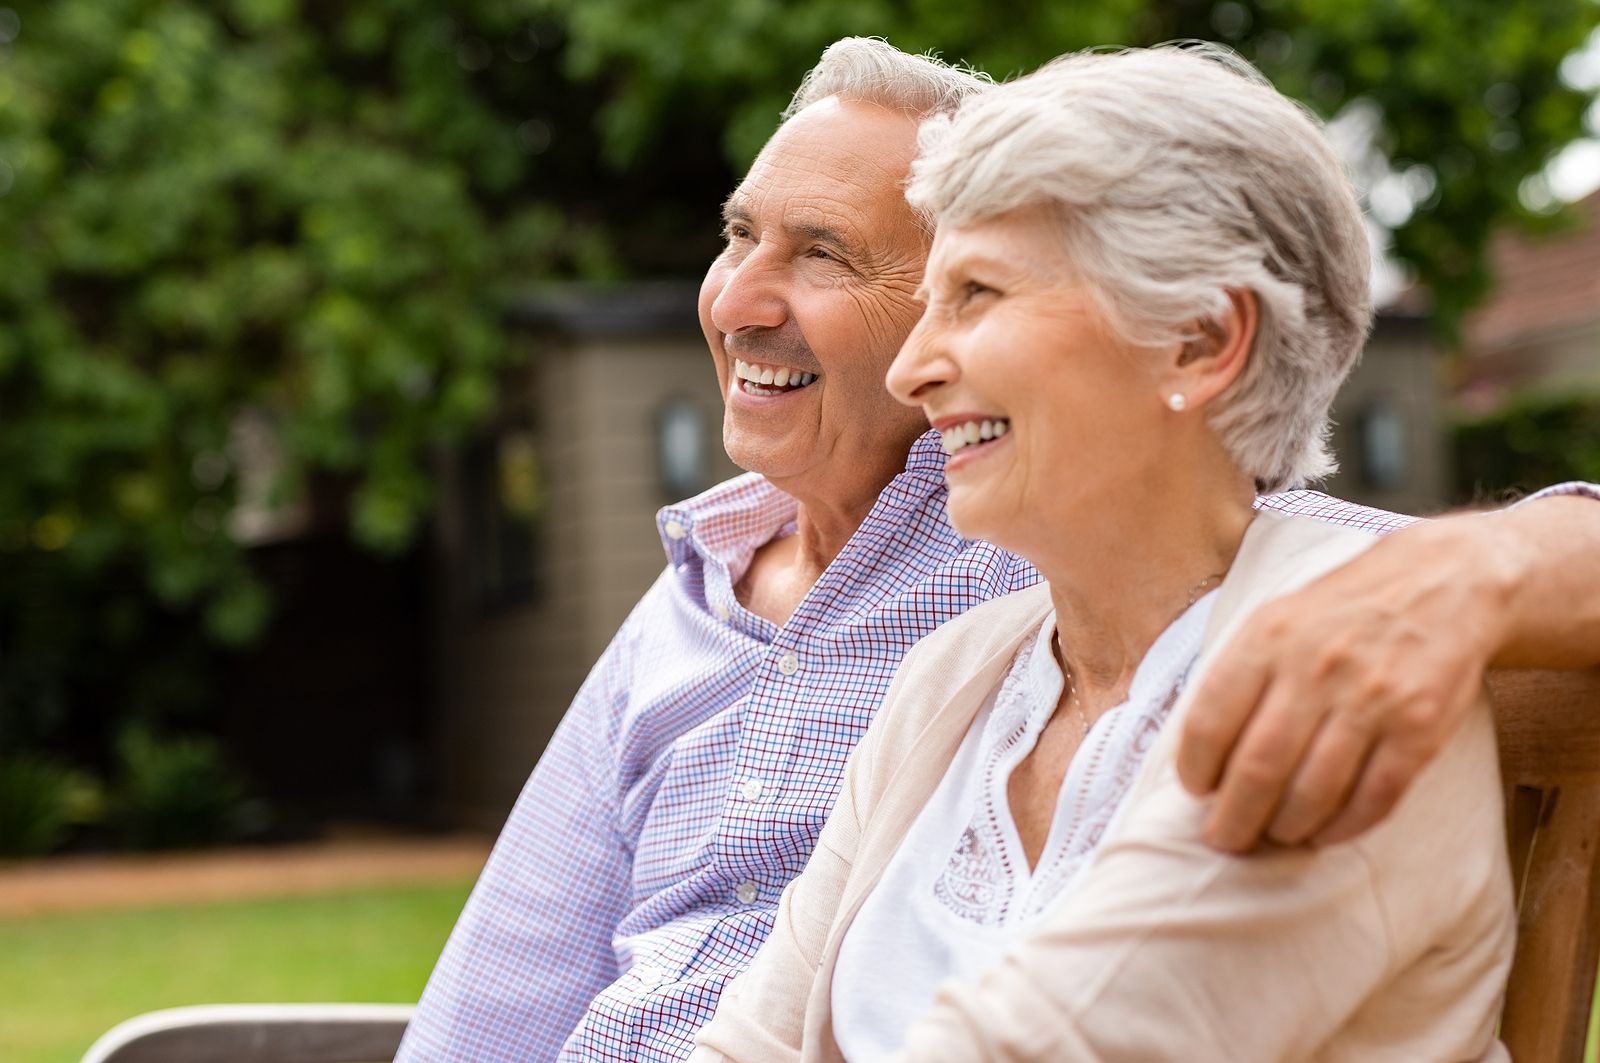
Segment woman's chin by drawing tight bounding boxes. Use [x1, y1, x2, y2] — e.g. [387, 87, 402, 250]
[946, 492, 1005, 544]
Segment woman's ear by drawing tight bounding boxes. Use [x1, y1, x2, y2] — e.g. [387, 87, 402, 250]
[1164, 289, 1258, 411]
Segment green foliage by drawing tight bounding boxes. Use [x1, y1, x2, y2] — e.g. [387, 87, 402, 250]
[0, 0, 630, 765]
[0, 755, 92, 857]
[1454, 392, 1600, 503]
[535, 0, 1600, 334]
[109, 727, 248, 850]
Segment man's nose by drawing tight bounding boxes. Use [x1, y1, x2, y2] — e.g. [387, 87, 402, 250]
[886, 316, 953, 408]
[709, 250, 787, 335]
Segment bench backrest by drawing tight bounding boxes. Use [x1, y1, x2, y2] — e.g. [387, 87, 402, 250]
[1490, 668, 1600, 1061]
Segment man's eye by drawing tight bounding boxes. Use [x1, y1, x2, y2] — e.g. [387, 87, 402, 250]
[723, 223, 752, 242]
[963, 281, 993, 301]
[806, 246, 837, 261]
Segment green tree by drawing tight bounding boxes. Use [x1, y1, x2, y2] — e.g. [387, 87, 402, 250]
[0, 0, 643, 760]
[541, 0, 1600, 331]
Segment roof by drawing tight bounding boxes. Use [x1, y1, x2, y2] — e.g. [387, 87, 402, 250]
[507, 281, 703, 339]
[1464, 189, 1600, 352]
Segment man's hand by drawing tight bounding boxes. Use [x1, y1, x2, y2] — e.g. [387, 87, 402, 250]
[1177, 513, 1517, 852]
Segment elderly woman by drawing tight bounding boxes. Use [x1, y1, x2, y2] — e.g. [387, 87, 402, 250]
[690, 45, 1513, 1062]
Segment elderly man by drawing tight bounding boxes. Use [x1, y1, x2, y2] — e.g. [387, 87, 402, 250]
[399, 39, 1600, 1063]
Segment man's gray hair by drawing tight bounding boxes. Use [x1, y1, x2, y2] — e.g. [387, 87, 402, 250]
[783, 37, 991, 123]
[908, 44, 1372, 492]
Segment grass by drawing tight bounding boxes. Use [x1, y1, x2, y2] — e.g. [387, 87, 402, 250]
[3, 877, 1592, 1061]
[0, 879, 474, 1063]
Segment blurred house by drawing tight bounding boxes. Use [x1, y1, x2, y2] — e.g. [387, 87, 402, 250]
[427, 283, 738, 829]
[1319, 308, 1448, 519]
[1457, 189, 1600, 411]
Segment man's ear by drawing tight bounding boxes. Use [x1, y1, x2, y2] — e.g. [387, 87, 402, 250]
[1166, 289, 1258, 409]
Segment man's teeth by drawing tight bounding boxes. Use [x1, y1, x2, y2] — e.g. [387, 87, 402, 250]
[733, 359, 817, 391]
[940, 418, 1010, 455]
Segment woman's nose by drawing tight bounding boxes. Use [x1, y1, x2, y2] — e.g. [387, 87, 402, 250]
[887, 316, 954, 408]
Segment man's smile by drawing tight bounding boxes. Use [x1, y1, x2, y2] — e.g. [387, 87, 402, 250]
[732, 357, 819, 396]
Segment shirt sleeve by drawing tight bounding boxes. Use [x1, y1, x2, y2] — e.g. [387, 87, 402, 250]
[396, 600, 643, 1063]
[1514, 480, 1600, 505]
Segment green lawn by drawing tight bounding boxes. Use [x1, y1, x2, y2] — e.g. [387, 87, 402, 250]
[0, 879, 474, 1063]
[5, 879, 1592, 1062]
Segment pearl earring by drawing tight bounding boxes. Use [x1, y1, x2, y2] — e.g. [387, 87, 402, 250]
[1166, 392, 1187, 412]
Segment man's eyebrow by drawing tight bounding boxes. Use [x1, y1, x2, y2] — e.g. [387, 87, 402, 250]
[794, 222, 863, 258]
[717, 198, 863, 257]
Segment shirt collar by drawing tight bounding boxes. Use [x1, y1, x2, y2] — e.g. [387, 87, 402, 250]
[655, 429, 951, 564]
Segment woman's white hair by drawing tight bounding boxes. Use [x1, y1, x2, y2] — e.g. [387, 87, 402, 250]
[784, 37, 992, 123]
[908, 43, 1372, 491]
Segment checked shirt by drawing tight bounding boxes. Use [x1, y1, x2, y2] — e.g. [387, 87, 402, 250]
[397, 430, 1593, 1063]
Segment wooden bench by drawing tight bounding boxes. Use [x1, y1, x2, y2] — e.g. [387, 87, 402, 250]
[1492, 668, 1600, 1062]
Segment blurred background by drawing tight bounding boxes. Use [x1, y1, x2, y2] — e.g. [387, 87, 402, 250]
[1, 0, 1599, 1059]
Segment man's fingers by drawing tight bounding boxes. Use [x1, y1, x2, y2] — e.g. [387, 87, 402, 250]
[1311, 743, 1424, 846]
[1263, 712, 1370, 845]
[1177, 641, 1273, 797]
[1201, 681, 1327, 852]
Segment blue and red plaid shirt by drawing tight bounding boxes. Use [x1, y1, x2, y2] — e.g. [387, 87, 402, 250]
[397, 432, 1592, 1062]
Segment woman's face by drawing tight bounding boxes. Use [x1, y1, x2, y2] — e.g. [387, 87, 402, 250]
[887, 204, 1170, 551]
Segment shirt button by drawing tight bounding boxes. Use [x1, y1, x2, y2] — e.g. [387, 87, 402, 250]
[739, 779, 763, 801]
[735, 880, 759, 905]
[777, 653, 800, 676]
[664, 520, 687, 541]
[712, 602, 731, 621]
[635, 965, 664, 989]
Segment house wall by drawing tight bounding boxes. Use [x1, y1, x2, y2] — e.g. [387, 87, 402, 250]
[1321, 315, 1449, 517]
[431, 333, 738, 829]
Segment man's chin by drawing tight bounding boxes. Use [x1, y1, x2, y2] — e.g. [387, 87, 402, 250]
[724, 447, 801, 480]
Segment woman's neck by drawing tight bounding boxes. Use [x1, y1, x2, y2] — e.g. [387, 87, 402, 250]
[1032, 466, 1257, 709]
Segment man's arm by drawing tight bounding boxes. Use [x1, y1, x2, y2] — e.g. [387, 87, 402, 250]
[1178, 486, 1600, 851]
[396, 626, 638, 1062]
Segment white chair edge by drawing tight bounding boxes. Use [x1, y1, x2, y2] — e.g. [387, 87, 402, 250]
[80, 1002, 416, 1063]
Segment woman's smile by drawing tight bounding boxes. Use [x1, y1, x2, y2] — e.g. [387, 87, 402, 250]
[931, 413, 1013, 472]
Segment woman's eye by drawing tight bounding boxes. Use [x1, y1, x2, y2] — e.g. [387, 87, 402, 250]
[963, 281, 993, 301]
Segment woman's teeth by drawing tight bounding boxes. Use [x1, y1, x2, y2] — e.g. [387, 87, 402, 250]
[940, 418, 1010, 455]
[734, 358, 817, 395]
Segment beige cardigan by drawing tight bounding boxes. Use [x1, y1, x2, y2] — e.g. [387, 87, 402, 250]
[691, 511, 1514, 1062]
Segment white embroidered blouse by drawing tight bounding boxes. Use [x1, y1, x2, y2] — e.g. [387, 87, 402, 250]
[830, 593, 1217, 1061]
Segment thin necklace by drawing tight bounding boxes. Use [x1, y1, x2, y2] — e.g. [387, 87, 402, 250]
[1061, 654, 1089, 744]
[1054, 569, 1225, 737]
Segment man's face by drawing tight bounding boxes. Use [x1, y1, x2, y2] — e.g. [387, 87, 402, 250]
[699, 97, 933, 488]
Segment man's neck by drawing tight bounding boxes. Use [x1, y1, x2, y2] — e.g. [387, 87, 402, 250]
[735, 456, 907, 627]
